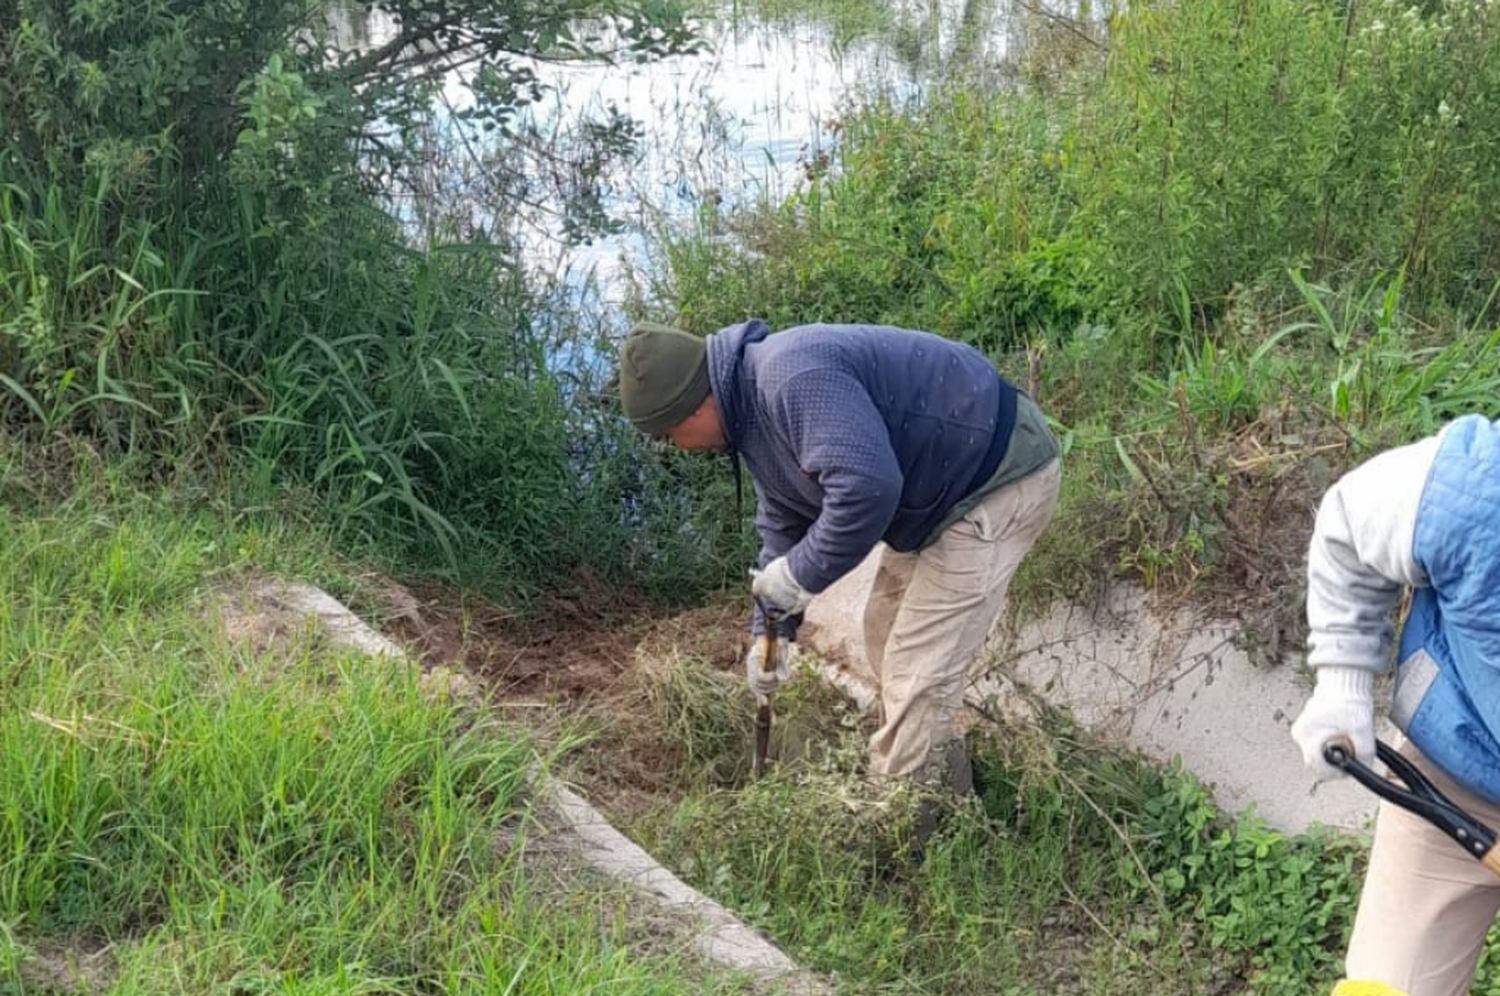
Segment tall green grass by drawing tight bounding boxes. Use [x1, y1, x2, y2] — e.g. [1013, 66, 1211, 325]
[656, 0, 1500, 340]
[0, 0, 747, 610]
[0, 488, 736, 994]
[648, 0, 1500, 620]
[0, 177, 181, 452]
[0, 138, 749, 608]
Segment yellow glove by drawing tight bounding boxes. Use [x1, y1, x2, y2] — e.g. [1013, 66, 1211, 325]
[1331, 981, 1409, 996]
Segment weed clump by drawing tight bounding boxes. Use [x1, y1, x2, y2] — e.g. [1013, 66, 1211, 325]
[628, 697, 1368, 995]
[973, 716, 1363, 994]
[621, 642, 868, 786]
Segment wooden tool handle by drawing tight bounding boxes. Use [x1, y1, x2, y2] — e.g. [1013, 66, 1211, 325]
[756, 630, 778, 672]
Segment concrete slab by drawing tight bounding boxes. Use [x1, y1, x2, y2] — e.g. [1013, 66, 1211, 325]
[543, 779, 832, 993]
[800, 549, 1388, 834]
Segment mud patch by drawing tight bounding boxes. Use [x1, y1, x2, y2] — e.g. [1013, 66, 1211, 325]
[15, 932, 115, 995]
[368, 576, 654, 704]
[354, 582, 764, 816]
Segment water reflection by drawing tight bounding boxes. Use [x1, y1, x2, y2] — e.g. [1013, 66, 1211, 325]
[328, 1, 1110, 320]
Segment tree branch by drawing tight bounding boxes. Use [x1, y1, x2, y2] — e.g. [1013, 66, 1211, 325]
[336, 18, 445, 82]
[1013, 0, 1108, 52]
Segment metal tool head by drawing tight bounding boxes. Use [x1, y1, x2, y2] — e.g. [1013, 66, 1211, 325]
[1325, 736, 1500, 872]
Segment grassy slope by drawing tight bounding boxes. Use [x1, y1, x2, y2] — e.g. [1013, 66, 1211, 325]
[0, 465, 739, 995]
[609, 648, 1367, 996]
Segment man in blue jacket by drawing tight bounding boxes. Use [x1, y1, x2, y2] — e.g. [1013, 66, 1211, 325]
[617, 319, 1061, 786]
[1290, 414, 1500, 996]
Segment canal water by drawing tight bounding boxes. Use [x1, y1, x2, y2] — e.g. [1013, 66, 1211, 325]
[333, 0, 1015, 316]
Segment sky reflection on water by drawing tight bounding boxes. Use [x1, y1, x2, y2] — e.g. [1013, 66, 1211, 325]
[337, 1, 1012, 317]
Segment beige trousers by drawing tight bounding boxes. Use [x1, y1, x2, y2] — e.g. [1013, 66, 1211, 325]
[1344, 736, 1500, 996]
[862, 459, 1061, 779]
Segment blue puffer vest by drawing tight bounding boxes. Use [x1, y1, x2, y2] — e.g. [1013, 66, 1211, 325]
[1392, 415, 1500, 804]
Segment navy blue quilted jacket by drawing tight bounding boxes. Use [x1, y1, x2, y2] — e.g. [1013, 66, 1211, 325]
[706, 320, 1018, 601]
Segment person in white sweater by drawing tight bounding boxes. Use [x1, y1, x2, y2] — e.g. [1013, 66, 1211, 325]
[1291, 414, 1500, 996]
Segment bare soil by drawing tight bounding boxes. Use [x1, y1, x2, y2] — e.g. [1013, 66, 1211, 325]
[364, 578, 759, 808]
[370, 577, 748, 699]
[377, 577, 648, 701]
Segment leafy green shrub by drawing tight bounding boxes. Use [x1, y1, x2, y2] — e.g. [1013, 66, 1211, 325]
[635, 704, 1365, 995]
[973, 727, 1361, 995]
[649, 87, 1109, 347]
[1124, 765, 1361, 993]
[659, 0, 1500, 351]
[0, 0, 744, 605]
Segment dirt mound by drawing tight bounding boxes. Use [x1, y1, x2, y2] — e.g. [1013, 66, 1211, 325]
[372, 577, 637, 701]
[370, 575, 754, 702]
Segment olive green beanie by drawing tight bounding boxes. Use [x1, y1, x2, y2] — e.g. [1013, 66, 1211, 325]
[617, 322, 711, 435]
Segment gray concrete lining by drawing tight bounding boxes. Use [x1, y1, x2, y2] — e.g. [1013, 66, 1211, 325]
[543, 778, 829, 991]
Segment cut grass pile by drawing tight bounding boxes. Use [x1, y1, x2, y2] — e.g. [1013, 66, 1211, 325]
[615, 650, 1370, 996]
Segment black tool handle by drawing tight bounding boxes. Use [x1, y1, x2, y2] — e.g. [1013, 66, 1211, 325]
[1324, 737, 1500, 870]
[752, 702, 771, 779]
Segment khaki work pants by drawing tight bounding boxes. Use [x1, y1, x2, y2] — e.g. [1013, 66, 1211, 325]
[1344, 736, 1500, 996]
[862, 458, 1061, 779]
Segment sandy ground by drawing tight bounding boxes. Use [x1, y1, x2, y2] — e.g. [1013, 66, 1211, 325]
[800, 549, 1390, 834]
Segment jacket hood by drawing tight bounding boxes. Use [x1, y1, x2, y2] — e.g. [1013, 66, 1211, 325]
[706, 318, 772, 446]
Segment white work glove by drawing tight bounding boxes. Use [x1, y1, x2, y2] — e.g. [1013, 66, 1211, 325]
[751, 556, 813, 616]
[745, 638, 794, 698]
[1290, 666, 1376, 781]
